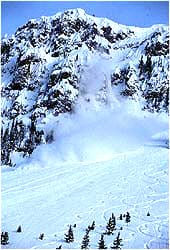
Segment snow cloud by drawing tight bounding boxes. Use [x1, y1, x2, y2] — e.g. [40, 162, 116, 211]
[31, 53, 168, 166]
[32, 98, 168, 166]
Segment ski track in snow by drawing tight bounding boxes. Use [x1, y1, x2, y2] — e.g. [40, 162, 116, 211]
[1, 145, 169, 249]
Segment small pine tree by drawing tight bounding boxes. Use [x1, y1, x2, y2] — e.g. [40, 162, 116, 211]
[39, 233, 44, 240]
[17, 225, 22, 233]
[125, 212, 131, 224]
[1, 232, 9, 245]
[105, 217, 115, 235]
[81, 230, 90, 249]
[98, 234, 107, 249]
[64, 225, 74, 243]
[147, 212, 150, 216]
[119, 214, 123, 220]
[111, 232, 123, 249]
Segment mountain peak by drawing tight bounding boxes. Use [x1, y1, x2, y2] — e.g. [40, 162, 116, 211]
[1, 9, 169, 166]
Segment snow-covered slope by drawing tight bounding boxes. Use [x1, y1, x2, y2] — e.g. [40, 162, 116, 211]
[1, 8, 169, 249]
[1, 137, 169, 249]
[1, 8, 169, 166]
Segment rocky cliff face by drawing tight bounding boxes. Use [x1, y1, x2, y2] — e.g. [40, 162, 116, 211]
[1, 8, 169, 166]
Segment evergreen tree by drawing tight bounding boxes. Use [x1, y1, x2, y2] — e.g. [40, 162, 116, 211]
[105, 213, 116, 234]
[119, 214, 123, 220]
[39, 233, 44, 240]
[1, 232, 9, 245]
[64, 225, 74, 243]
[110, 232, 123, 249]
[125, 212, 131, 224]
[147, 212, 150, 216]
[16, 225, 22, 233]
[105, 217, 115, 235]
[81, 229, 90, 249]
[98, 234, 107, 249]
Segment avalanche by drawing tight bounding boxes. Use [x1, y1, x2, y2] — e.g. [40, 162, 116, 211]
[1, 8, 169, 249]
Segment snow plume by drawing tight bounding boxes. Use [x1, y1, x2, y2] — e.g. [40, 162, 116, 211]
[31, 99, 168, 166]
[30, 54, 168, 166]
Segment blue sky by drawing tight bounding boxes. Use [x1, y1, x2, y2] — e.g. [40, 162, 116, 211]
[1, 1, 169, 36]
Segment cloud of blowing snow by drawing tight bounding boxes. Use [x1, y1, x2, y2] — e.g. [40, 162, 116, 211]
[31, 54, 168, 165]
[32, 99, 168, 165]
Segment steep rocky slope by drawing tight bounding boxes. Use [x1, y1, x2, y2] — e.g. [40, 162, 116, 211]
[1, 8, 169, 166]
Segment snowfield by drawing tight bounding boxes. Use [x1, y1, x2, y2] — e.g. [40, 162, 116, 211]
[1, 109, 169, 249]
